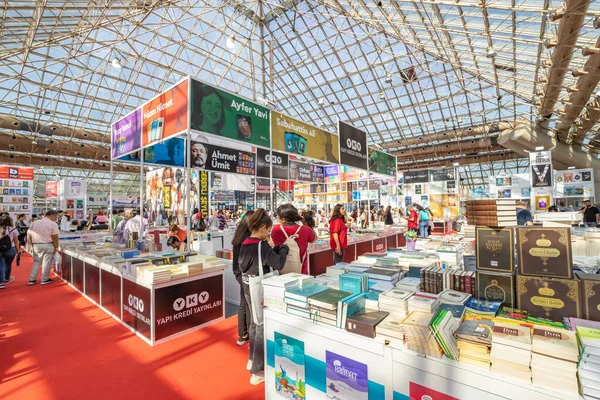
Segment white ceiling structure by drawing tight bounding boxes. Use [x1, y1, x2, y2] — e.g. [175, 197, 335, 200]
[0, 0, 599, 195]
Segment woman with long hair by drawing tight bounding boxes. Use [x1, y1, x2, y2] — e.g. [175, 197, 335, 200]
[329, 204, 348, 264]
[238, 209, 289, 385]
[0, 215, 20, 288]
[232, 210, 254, 347]
[384, 205, 394, 225]
[271, 204, 316, 274]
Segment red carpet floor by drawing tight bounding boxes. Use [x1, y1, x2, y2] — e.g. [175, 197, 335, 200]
[0, 254, 264, 400]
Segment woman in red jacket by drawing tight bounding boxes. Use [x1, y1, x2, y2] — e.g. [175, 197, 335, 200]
[405, 204, 419, 232]
[329, 204, 348, 264]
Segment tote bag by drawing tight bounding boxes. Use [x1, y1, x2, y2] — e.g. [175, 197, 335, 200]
[247, 241, 279, 326]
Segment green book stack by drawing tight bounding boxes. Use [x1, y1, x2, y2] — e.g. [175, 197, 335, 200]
[430, 309, 460, 361]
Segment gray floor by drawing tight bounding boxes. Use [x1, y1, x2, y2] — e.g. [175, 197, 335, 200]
[225, 301, 239, 318]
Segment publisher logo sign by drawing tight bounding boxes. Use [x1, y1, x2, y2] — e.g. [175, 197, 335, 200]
[346, 138, 361, 152]
[8, 168, 18, 179]
[128, 294, 144, 312]
[265, 154, 283, 165]
[173, 291, 210, 311]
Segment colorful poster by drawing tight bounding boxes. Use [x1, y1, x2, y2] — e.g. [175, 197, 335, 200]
[66, 200, 74, 209]
[274, 333, 306, 400]
[289, 161, 324, 183]
[111, 108, 142, 158]
[272, 111, 339, 164]
[45, 181, 58, 198]
[146, 167, 188, 224]
[324, 165, 340, 178]
[409, 382, 458, 400]
[198, 170, 209, 216]
[76, 199, 84, 209]
[69, 181, 84, 196]
[190, 142, 255, 175]
[430, 167, 456, 182]
[119, 137, 185, 167]
[368, 148, 396, 177]
[325, 351, 368, 399]
[75, 210, 84, 219]
[142, 79, 189, 147]
[190, 78, 270, 148]
[338, 121, 368, 170]
[0, 166, 34, 180]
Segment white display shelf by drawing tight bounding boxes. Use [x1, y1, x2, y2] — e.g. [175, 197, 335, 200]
[263, 309, 582, 400]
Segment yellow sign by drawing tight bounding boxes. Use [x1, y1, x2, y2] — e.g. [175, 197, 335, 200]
[271, 111, 340, 164]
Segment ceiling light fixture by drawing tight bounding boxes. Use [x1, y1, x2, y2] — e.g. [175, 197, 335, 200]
[486, 47, 496, 58]
[111, 58, 122, 69]
[568, 166, 576, 170]
[380, 92, 386, 100]
[226, 35, 236, 49]
[385, 73, 392, 84]
[318, 97, 324, 105]
[453, 162, 459, 167]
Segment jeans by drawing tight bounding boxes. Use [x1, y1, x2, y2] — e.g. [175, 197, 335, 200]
[334, 248, 345, 264]
[30, 244, 55, 282]
[419, 221, 430, 238]
[0, 246, 16, 284]
[244, 293, 264, 375]
[585, 222, 598, 228]
[238, 280, 250, 338]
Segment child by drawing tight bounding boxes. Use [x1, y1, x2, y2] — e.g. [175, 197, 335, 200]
[238, 209, 289, 385]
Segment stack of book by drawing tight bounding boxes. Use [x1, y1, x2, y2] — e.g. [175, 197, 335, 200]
[419, 267, 476, 297]
[438, 289, 471, 306]
[181, 262, 204, 276]
[375, 314, 405, 343]
[430, 309, 460, 360]
[263, 274, 314, 314]
[326, 265, 347, 276]
[530, 325, 578, 395]
[438, 303, 465, 322]
[143, 267, 172, 284]
[463, 225, 476, 238]
[336, 292, 367, 328]
[307, 288, 353, 326]
[346, 310, 390, 338]
[455, 320, 493, 369]
[489, 322, 532, 383]
[339, 272, 369, 294]
[284, 284, 328, 319]
[313, 274, 340, 289]
[576, 324, 600, 399]
[377, 288, 413, 319]
[408, 292, 439, 314]
[400, 311, 443, 358]
[465, 199, 517, 227]
[355, 256, 378, 265]
[215, 249, 232, 260]
[395, 277, 421, 292]
[464, 298, 502, 320]
[363, 267, 400, 283]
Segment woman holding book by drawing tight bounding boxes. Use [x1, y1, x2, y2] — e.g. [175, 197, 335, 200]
[329, 204, 348, 264]
[238, 209, 289, 385]
[231, 210, 254, 348]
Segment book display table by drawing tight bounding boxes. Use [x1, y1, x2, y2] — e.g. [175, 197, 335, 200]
[264, 309, 582, 400]
[58, 248, 225, 346]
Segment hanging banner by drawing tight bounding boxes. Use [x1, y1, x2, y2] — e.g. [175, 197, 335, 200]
[289, 160, 324, 183]
[119, 137, 186, 167]
[271, 111, 340, 164]
[189, 78, 270, 148]
[199, 170, 209, 216]
[142, 79, 189, 147]
[430, 167, 456, 182]
[256, 148, 289, 179]
[112, 108, 142, 159]
[45, 181, 58, 198]
[403, 170, 429, 184]
[190, 141, 255, 176]
[0, 166, 34, 180]
[530, 151, 553, 188]
[368, 148, 396, 177]
[339, 121, 368, 170]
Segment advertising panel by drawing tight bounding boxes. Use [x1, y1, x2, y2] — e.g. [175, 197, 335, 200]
[324, 165, 339, 178]
[339, 121, 368, 170]
[198, 170, 209, 216]
[555, 168, 594, 198]
[529, 151, 553, 188]
[289, 161, 324, 183]
[430, 167, 456, 182]
[271, 111, 339, 164]
[403, 170, 429, 184]
[142, 79, 189, 147]
[0, 166, 34, 180]
[111, 108, 142, 159]
[122, 279, 151, 339]
[190, 141, 255, 175]
[368, 148, 396, 177]
[45, 181, 58, 198]
[190, 78, 270, 148]
[120, 137, 186, 167]
[256, 148, 289, 179]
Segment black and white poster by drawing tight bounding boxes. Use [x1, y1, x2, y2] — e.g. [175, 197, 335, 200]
[431, 167, 456, 182]
[191, 141, 255, 175]
[531, 165, 553, 188]
[338, 121, 368, 171]
[154, 274, 224, 341]
[256, 148, 289, 179]
[289, 161, 324, 183]
[403, 170, 429, 184]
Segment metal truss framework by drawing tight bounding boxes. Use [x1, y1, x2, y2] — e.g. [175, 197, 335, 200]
[0, 0, 599, 192]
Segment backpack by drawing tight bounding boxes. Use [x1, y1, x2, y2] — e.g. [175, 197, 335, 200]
[279, 225, 304, 274]
[194, 217, 206, 232]
[0, 228, 15, 252]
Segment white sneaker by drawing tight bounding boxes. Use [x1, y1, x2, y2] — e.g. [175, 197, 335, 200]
[250, 373, 265, 385]
[246, 359, 252, 371]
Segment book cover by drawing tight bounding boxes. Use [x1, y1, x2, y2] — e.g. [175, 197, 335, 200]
[577, 272, 600, 322]
[454, 320, 494, 345]
[516, 275, 581, 320]
[532, 325, 578, 362]
[516, 227, 573, 279]
[438, 303, 465, 320]
[308, 289, 352, 310]
[285, 284, 328, 302]
[346, 310, 390, 338]
[274, 332, 306, 400]
[438, 289, 470, 305]
[477, 271, 515, 308]
[465, 298, 502, 315]
[476, 227, 514, 273]
[492, 322, 532, 350]
[326, 351, 368, 400]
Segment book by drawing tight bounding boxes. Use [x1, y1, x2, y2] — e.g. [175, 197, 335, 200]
[363, 267, 399, 282]
[516, 275, 581, 320]
[337, 293, 366, 329]
[438, 289, 470, 305]
[477, 271, 515, 308]
[326, 351, 368, 399]
[274, 332, 306, 400]
[476, 227, 514, 273]
[375, 314, 405, 340]
[464, 298, 501, 318]
[454, 320, 494, 345]
[531, 325, 578, 362]
[263, 273, 314, 288]
[339, 273, 368, 294]
[285, 284, 328, 302]
[430, 309, 460, 360]
[515, 227, 573, 279]
[438, 303, 465, 321]
[492, 322, 532, 351]
[395, 277, 421, 291]
[577, 272, 600, 322]
[345, 310, 390, 338]
[490, 343, 531, 366]
[308, 289, 352, 310]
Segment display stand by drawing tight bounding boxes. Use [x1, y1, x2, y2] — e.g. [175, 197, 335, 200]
[59, 179, 87, 219]
[0, 165, 34, 219]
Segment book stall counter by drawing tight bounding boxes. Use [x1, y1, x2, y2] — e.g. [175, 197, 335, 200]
[264, 309, 581, 400]
[308, 230, 405, 276]
[58, 248, 226, 346]
[432, 219, 454, 234]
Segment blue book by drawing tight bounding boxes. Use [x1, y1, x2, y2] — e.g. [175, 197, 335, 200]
[438, 303, 465, 320]
[339, 273, 368, 294]
[465, 298, 502, 316]
[285, 284, 328, 302]
[337, 293, 366, 328]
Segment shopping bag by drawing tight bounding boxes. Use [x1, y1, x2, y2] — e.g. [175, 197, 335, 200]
[248, 241, 278, 326]
[53, 252, 62, 273]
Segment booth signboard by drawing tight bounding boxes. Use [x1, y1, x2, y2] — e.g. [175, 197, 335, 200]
[256, 148, 289, 179]
[324, 165, 339, 178]
[289, 160, 324, 183]
[0, 166, 34, 180]
[111, 108, 142, 159]
[119, 137, 186, 167]
[368, 148, 396, 177]
[45, 181, 58, 198]
[555, 168, 594, 198]
[339, 121, 368, 171]
[142, 79, 189, 147]
[190, 78, 270, 148]
[530, 151, 553, 188]
[430, 167, 456, 182]
[271, 111, 340, 164]
[403, 170, 429, 184]
[190, 141, 255, 176]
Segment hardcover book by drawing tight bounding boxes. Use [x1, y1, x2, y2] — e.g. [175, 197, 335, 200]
[515, 227, 573, 279]
[454, 320, 494, 345]
[345, 310, 390, 338]
[477, 271, 515, 308]
[476, 227, 514, 273]
[274, 332, 306, 400]
[308, 289, 353, 310]
[576, 272, 600, 322]
[325, 351, 368, 399]
[492, 322, 532, 350]
[516, 275, 581, 320]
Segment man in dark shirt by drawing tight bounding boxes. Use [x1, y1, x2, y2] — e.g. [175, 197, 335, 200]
[516, 201, 533, 226]
[582, 200, 600, 227]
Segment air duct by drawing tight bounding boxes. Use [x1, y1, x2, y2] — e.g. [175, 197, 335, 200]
[0, 115, 107, 143]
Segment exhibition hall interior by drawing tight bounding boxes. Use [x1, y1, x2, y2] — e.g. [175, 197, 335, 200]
[2, 0, 600, 399]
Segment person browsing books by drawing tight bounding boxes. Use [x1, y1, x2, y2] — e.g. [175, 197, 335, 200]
[271, 204, 316, 275]
[238, 209, 289, 386]
[581, 199, 600, 227]
[417, 206, 430, 238]
[405, 205, 418, 231]
[168, 224, 188, 243]
[231, 210, 254, 348]
[516, 201, 533, 226]
[329, 204, 348, 264]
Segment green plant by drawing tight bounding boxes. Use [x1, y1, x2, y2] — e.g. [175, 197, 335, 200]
[404, 230, 418, 240]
